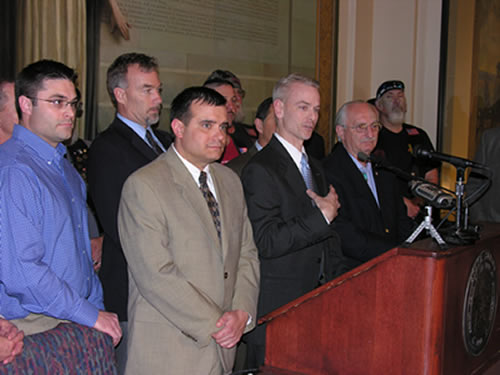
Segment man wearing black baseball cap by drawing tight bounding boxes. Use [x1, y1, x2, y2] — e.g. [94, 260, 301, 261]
[374, 80, 439, 219]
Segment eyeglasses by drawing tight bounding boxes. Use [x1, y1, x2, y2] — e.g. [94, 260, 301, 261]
[27, 96, 82, 112]
[346, 122, 382, 133]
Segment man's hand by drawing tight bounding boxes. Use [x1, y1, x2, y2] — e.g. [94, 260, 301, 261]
[0, 319, 24, 364]
[93, 311, 122, 346]
[306, 185, 341, 222]
[211, 310, 248, 349]
[403, 197, 421, 219]
[90, 236, 103, 272]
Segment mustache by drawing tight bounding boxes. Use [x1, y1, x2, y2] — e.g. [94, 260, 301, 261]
[150, 104, 163, 112]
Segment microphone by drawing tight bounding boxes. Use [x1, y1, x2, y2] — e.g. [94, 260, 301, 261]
[413, 146, 485, 169]
[409, 180, 456, 209]
[357, 151, 384, 165]
[359, 151, 456, 208]
[358, 151, 413, 181]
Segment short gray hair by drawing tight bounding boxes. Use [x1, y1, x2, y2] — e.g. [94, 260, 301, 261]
[335, 100, 367, 127]
[272, 73, 319, 102]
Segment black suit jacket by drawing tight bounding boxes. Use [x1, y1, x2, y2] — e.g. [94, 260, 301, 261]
[87, 117, 173, 320]
[241, 136, 344, 347]
[323, 143, 413, 271]
[226, 143, 258, 177]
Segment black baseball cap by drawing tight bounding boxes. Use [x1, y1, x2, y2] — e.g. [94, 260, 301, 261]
[376, 80, 405, 100]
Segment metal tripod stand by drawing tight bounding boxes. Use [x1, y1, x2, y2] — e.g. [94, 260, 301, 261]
[404, 206, 447, 249]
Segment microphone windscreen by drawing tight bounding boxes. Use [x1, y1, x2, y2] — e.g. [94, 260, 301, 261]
[357, 152, 370, 162]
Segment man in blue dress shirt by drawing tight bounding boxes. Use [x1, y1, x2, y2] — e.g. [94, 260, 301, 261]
[0, 59, 121, 346]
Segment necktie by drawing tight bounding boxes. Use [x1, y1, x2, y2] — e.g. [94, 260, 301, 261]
[300, 153, 316, 192]
[360, 164, 380, 207]
[145, 129, 164, 155]
[199, 171, 221, 241]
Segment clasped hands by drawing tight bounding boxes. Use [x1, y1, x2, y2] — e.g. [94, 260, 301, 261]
[211, 310, 248, 349]
[0, 319, 24, 365]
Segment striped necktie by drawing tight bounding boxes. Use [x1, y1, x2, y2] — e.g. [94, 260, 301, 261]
[300, 153, 316, 192]
[145, 129, 164, 155]
[199, 171, 221, 241]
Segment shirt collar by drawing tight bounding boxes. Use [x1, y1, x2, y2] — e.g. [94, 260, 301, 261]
[274, 133, 305, 170]
[117, 113, 152, 140]
[348, 151, 373, 173]
[12, 124, 67, 163]
[172, 145, 212, 184]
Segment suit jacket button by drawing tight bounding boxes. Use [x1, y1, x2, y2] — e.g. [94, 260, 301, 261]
[224, 272, 228, 279]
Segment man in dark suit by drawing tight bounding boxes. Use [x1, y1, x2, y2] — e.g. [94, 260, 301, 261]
[227, 97, 275, 176]
[87, 52, 172, 372]
[241, 73, 344, 369]
[468, 127, 500, 223]
[323, 101, 412, 271]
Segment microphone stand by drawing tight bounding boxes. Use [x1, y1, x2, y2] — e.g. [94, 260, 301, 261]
[455, 166, 466, 230]
[404, 206, 447, 250]
[440, 166, 480, 245]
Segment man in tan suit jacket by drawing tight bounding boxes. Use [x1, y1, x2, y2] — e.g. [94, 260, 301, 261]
[118, 86, 260, 375]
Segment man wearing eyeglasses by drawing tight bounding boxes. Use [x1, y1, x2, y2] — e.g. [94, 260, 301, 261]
[323, 101, 413, 272]
[0, 60, 121, 345]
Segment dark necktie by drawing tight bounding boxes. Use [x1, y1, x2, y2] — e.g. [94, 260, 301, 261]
[145, 129, 164, 155]
[199, 171, 221, 241]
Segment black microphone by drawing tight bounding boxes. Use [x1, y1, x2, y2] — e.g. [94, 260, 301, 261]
[413, 146, 485, 169]
[409, 180, 456, 209]
[357, 151, 384, 165]
[357, 151, 414, 181]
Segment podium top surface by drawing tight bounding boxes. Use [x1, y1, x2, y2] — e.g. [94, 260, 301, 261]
[259, 223, 500, 325]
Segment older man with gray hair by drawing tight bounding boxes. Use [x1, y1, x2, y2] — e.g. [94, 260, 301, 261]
[323, 100, 412, 272]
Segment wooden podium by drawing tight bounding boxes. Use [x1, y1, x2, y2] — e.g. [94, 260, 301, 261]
[259, 224, 500, 375]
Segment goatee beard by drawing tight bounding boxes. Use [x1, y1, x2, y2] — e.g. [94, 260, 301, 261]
[388, 110, 405, 124]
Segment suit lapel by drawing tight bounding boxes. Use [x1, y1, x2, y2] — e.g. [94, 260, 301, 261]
[309, 156, 327, 196]
[269, 137, 311, 200]
[339, 144, 381, 212]
[373, 168, 392, 219]
[166, 149, 222, 255]
[112, 118, 160, 161]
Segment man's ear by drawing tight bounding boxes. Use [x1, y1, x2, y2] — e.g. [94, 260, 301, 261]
[335, 124, 344, 142]
[113, 87, 126, 105]
[18, 95, 33, 116]
[171, 118, 185, 138]
[375, 99, 383, 112]
[254, 118, 264, 135]
[273, 99, 284, 120]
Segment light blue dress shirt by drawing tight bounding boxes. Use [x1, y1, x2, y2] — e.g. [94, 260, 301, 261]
[348, 153, 380, 207]
[117, 113, 166, 152]
[0, 125, 104, 327]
